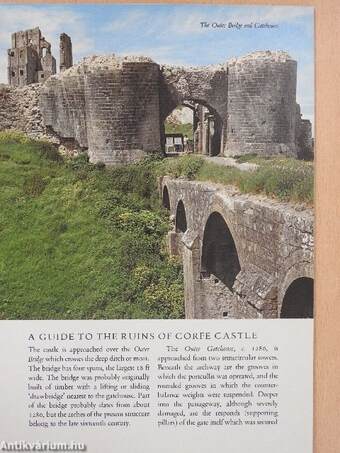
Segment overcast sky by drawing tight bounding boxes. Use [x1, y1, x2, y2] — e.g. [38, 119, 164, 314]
[0, 4, 314, 124]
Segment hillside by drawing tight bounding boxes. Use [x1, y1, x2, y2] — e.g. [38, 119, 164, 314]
[0, 133, 184, 320]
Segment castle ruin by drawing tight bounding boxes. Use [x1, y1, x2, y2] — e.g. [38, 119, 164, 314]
[0, 31, 314, 320]
[60, 33, 73, 73]
[7, 27, 72, 87]
[38, 52, 313, 163]
[2, 30, 312, 162]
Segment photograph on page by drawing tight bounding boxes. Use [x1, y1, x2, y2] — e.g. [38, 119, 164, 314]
[0, 3, 314, 453]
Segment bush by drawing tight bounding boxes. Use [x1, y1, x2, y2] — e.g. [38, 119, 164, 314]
[0, 130, 33, 145]
[22, 174, 47, 197]
[38, 142, 62, 162]
[158, 155, 204, 180]
[69, 153, 90, 170]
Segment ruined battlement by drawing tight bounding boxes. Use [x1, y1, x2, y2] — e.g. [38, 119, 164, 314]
[38, 50, 311, 164]
[7, 27, 73, 87]
[228, 50, 294, 65]
[1, 48, 312, 164]
[60, 33, 73, 73]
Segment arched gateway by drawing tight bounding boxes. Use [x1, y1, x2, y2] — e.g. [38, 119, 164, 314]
[39, 51, 310, 165]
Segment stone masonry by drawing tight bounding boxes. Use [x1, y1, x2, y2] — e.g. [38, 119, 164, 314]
[161, 177, 314, 319]
[0, 84, 45, 136]
[60, 33, 73, 73]
[1, 49, 312, 164]
[8, 27, 56, 86]
[39, 51, 311, 164]
[7, 28, 73, 87]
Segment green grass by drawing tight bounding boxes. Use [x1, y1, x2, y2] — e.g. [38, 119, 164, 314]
[0, 132, 184, 320]
[164, 122, 193, 140]
[0, 131, 312, 319]
[158, 154, 314, 205]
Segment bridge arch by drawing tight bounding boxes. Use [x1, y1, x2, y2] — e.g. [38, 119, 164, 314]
[162, 185, 170, 210]
[280, 277, 314, 318]
[175, 200, 187, 233]
[201, 211, 241, 290]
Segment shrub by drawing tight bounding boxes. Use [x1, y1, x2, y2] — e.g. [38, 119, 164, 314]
[68, 153, 90, 170]
[22, 174, 47, 197]
[38, 142, 62, 162]
[95, 161, 106, 170]
[158, 155, 204, 180]
[0, 130, 33, 145]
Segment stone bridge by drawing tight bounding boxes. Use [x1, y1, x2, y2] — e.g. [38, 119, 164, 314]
[161, 177, 313, 319]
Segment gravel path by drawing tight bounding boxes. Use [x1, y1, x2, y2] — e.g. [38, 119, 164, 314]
[203, 155, 258, 172]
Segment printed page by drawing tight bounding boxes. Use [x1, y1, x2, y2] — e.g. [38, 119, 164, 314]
[0, 4, 314, 453]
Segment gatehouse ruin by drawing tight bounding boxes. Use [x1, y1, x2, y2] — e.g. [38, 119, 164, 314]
[1, 42, 312, 163]
[0, 29, 314, 320]
[38, 51, 312, 163]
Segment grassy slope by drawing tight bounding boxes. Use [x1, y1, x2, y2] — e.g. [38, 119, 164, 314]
[0, 135, 183, 320]
[0, 132, 313, 319]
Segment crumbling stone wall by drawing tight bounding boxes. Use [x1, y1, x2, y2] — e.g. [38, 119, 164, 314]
[0, 83, 81, 153]
[8, 27, 56, 86]
[39, 64, 87, 148]
[60, 33, 73, 73]
[0, 84, 45, 137]
[40, 56, 162, 164]
[1, 50, 312, 164]
[161, 177, 314, 319]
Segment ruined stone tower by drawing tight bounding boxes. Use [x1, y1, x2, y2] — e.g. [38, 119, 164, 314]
[59, 33, 73, 72]
[8, 27, 56, 87]
[38, 51, 312, 164]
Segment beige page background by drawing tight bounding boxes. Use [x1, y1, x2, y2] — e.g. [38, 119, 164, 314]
[2, 0, 340, 452]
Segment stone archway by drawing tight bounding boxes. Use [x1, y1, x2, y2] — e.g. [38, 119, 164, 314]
[162, 99, 223, 156]
[175, 200, 187, 233]
[193, 101, 223, 156]
[201, 212, 241, 290]
[280, 277, 314, 318]
[38, 52, 303, 165]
